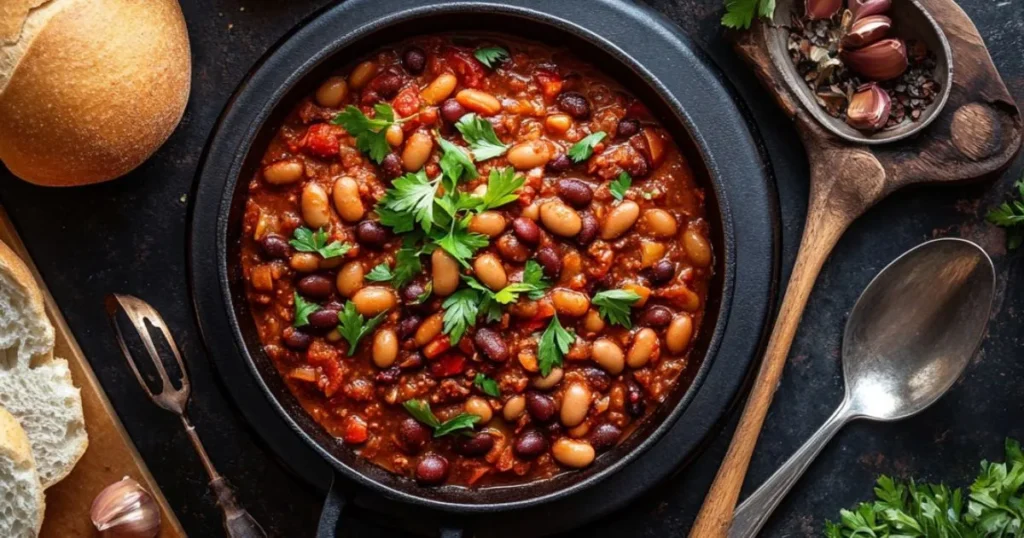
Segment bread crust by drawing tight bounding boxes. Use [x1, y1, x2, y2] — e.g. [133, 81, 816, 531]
[0, 0, 191, 186]
[0, 406, 45, 536]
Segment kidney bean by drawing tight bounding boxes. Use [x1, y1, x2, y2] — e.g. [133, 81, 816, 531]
[625, 380, 645, 418]
[556, 179, 593, 208]
[380, 153, 403, 179]
[297, 274, 333, 298]
[640, 306, 673, 328]
[440, 98, 468, 123]
[535, 247, 562, 279]
[416, 453, 449, 485]
[282, 328, 312, 350]
[546, 153, 572, 173]
[372, 73, 403, 99]
[398, 418, 431, 454]
[581, 367, 612, 392]
[401, 281, 427, 304]
[455, 432, 495, 457]
[513, 430, 548, 459]
[356, 221, 389, 248]
[551, 438, 595, 468]
[308, 308, 340, 329]
[474, 328, 509, 362]
[396, 315, 423, 340]
[495, 233, 530, 263]
[576, 212, 598, 245]
[590, 423, 622, 452]
[557, 91, 591, 118]
[647, 259, 675, 285]
[526, 392, 557, 422]
[374, 365, 401, 384]
[616, 118, 640, 138]
[260, 234, 290, 259]
[402, 46, 426, 74]
[512, 217, 540, 245]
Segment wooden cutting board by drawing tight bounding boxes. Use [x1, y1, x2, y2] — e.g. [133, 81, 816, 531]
[0, 205, 186, 538]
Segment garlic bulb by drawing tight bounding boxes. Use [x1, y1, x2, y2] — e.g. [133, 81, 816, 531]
[90, 477, 161, 538]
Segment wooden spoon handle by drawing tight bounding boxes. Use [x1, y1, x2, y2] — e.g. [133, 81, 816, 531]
[689, 142, 884, 537]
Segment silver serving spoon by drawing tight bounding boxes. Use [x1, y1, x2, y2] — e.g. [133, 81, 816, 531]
[728, 238, 995, 538]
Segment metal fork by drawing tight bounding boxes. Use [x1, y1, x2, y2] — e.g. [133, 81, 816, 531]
[106, 294, 267, 538]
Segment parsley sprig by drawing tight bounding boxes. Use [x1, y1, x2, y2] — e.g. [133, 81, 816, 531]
[538, 315, 575, 376]
[336, 301, 386, 356]
[721, 0, 776, 30]
[986, 179, 1024, 250]
[455, 113, 509, 161]
[473, 46, 509, 69]
[332, 103, 401, 163]
[567, 131, 607, 163]
[592, 289, 642, 328]
[609, 172, 632, 202]
[437, 135, 478, 184]
[441, 288, 480, 344]
[474, 167, 525, 212]
[292, 292, 318, 328]
[473, 373, 501, 397]
[402, 400, 480, 437]
[376, 170, 440, 234]
[289, 227, 351, 259]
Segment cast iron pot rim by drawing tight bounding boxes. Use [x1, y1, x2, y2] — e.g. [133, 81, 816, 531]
[213, 0, 737, 513]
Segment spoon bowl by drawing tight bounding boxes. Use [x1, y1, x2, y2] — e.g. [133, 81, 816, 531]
[729, 238, 995, 538]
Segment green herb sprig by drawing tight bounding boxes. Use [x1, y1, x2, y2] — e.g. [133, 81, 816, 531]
[721, 0, 776, 30]
[402, 400, 480, 437]
[567, 131, 607, 163]
[474, 46, 509, 69]
[289, 227, 351, 259]
[986, 179, 1024, 250]
[592, 289, 641, 328]
[336, 301, 386, 356]
[332, 103, 400, 163]
[538, 315, 575, 376]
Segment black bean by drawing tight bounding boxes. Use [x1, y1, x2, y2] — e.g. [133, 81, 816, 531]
[513, 430, 548, 459]
[396, 316, 423, 341]
[556, 179, 593, 208]
[577, 212, 598, 245]
[455, 432, 495, 457]
[282, 328, 312, 350]
[640, 306, 672, 328]
[546, 153, 572, 173]
[590, 423, 622, 452]
[372, 73, 403, 99]
[308, 308, 340, 329]
[526, 392, 557, 422]
[260, 233, 290, 259]
[440, 98, 468, 124]
[380, 153, 403, 179]
[474, 328, 509, 362]
[401, 282, 427, 304]
[616, 118, 641, 138]
[398, 418, 431, 454]
[402, 46, 426, 74]
[356, 221, 389, 248]
[625, 380, 646, 418]
[511, 217, 540, 245]
[415, 453, 449, 485]
[297, 274, 333, 298]
[495, 233, 530, 263]
[647, 260, 675, 285]
[535, 247, 562, 279]
[581, 367, 612, 392]
[375, 365, 401, 384]
[557, 91, 591, 118]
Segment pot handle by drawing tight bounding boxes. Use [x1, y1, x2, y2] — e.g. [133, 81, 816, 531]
[315, 474, 347, 538]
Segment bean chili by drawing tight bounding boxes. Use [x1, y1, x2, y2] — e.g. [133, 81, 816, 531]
[240, 34, 713, 488]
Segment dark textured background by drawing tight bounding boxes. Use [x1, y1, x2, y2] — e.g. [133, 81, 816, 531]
[1, 0, 1022, 536]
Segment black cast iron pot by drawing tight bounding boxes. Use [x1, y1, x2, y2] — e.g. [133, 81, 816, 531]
[188, 0, 780, 535]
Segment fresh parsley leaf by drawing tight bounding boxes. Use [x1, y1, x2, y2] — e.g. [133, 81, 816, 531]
[434, 414, 481, 437]
[365, 263, 394, 282]
[522, 260, 550, 300]
[392, 246, 424, 289]
[567, 131, 607, 163]
[289, 227, 351, 258]
[463, 277, 504, 322]
[493, 283, 539, 305]
[473, 373, 501, 397]
[332, 104, 396, 163]
[455, 114, 509, 161]
[436, 135, 478, 185]
[431, 217, 489, 267]
[609, 172, 632, 202]
[538, 315, 575, 377]
[721, 0, 775, 29]
[402, 400, 442, 429]
[401, 400, 480, 437]
[475, 167, 525, 212]
[293, 292, 318, 327]
[441, 288, 480, 344]
[376, 169, 439, 234]
[986, 179, 1024, 250]
[592, 289, 641, 328]
[336, 301, 386, 356]
[473, 46, 509, 69]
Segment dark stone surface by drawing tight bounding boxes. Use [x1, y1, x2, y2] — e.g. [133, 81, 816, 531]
[0, 0, 1021, 536]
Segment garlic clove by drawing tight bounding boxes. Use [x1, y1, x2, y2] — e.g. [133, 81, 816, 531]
[806, 0, 843, 20]
[840, 38, 908, 81]
[841, 15, 892, 49]
[849, 0, 892, 20]
[846, 83, 892, 131]
[91, 477, 161, 538]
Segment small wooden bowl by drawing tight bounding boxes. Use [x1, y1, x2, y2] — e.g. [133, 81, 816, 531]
[766, 0, 953, 145]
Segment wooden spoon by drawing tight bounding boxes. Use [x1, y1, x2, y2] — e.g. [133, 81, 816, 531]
[689, 0, 1021, 536]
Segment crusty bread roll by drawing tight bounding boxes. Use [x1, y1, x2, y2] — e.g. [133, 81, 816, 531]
[0, 239, 87, 489]
[0, 406, 45, 538]
[0, 0, 191, 186]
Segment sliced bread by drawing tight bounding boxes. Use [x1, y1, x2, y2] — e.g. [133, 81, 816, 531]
[0, 405, 45, 538]
[0, 239, 87, 488]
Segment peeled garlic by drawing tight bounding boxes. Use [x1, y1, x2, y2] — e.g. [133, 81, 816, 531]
[90, 477, 161, 538]
[846, 83, 893, 132]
